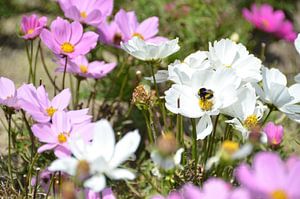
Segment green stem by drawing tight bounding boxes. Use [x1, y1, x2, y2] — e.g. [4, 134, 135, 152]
[74, 77, 82, 109]
[33, 40, 41, 86]
[191, 118, 198, 166]
[25, 41, 33, 83]
[207, 115, 219, 159]
[5, 112, 14, 187]
[176, 114, 183, 144]
[262, 106, 274, 125]
[142, 110, 154, 144]
[21, 110, 36, 159]
[62, 56, 68, 89]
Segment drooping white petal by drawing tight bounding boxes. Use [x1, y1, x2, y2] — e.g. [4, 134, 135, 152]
[144, 70, 169, 83]
[48, 157, 78, 176]
[196, 114, 213, 140]
[232, 143, 253, 160]
[84, 175, 106, 192]
[173, 148, 184, 165]
[107, 168, 136, 180]
[109, 130, 140, 169]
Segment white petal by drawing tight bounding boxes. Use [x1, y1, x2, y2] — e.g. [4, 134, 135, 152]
[48, 157, 78, 176]
[144, 70, 169, 83]
[107, 168, 136, 180]
[173, 148, 184, 165]
[109, 130, 140, 169]
[84, 175, 106, 192]
[196, 115, 213, 140]
[294, 33, 300, 55]
[232, 143, 253, 160]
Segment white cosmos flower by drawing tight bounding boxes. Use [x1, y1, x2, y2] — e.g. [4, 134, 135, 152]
[165, 68, 240, 139]
[208, 38, 262, 83]
[48, 119, 141, 192]
[222, 84, 266, 139]
[121, 37, 180, 61]
[254, 67, 300, 122]
[151, 148, 184, 170]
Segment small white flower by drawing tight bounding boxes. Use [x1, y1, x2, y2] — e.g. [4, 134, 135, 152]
[121, 37, 180, 61]
[151, 148, 184, 170]
[49, 119, 141, 192]
[208, 38, 262, 83]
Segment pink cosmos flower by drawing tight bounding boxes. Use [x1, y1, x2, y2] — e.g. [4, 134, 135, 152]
[98, 20, 124, 47]
[57, 0, 113, 27]
[40, 17, 98, 58]
[85, 188, 116, 199]
[20, 14, 47, 40]
[236, 152, 300, 199]
[0, 77, 19, 109]
[31, 111, 94, 157]
[18, 84, 71, 123]
[263, 122, 284, 146]
[56, 55, 117, 79]
[115, 9, 168, 44]
[242, 4, 297, 42]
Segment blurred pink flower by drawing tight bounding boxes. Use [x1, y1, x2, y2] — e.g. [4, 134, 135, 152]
[31, 111, 94, 157]
[242, 4, 297, 42]
[40, 17, 98, 58]
[236, 152, 300, 199]
[18, 84, 71, 123]
[98, 20, 124, 47]
[56, 55, 117, 79]
[85, 188, 116, 199]
[263, 122, 284, 146]
[20, 14, 47, 40]
[57, 0, 113, 27]
[115, 9, 168, 44]
[0, 77, 19, 109]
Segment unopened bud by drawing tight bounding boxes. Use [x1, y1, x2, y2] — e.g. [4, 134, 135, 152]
[157, 132, 178, 155]
[264, 122, 284, 146]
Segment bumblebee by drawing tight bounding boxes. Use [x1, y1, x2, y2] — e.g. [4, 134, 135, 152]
[198, 88, 214, 100]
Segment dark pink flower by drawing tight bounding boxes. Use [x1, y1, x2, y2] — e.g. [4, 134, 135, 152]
[20, 14, 47, 40]
[57, 0, 113, 27]
[263, 122, 284, 146]
[115, 9, 168, 44]
[40, 17, 98, 58]
[236, 152, 300, 199]
[56, 55, 116, 79]
[242, 4, 297, 42]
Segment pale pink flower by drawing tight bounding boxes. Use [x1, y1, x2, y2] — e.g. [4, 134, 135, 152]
[40, 17, 98, 58]
[18, 84, 71, 123]
[20, 14, 47, 40]
[98, 20, 124, 47]
[85, 188, 116, 199]
[115, 9, 168, 44]
[56, 55, 117, 79]
[31, 111, 94, 157]
[263, 122, 284, 146]
[236, 152, 300, 199]
[57, 0, 113, 27]
[0, 77, 19, 109]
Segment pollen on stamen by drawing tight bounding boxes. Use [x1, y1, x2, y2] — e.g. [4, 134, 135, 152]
[46, 106, 57, 117]
[271, 189, 288, 199]
[132, 33, 145, 40]
[244, 114, 258, 130]
[79, 65, 88, 74]
[57, 133, 68, 144]
[80, 11, 87, 19]
[199, 99, 213, 111]
[27, 29, 34, 34]
[61, 42, 75, 53]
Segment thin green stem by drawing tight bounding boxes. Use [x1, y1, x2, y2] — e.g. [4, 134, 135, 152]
[25, 41, 33, 83]
[62, 56, 68, 89]
[74, 77, 82, 109]
[46, 173, 56, 198]
[176, 114, 183, 144]
[21, 110, 36, 159]
[33, 40, 41, 86]
[191, 118, 198, 166]
[262, 106, 274, 125]
[142, 110, 154, 144]
[207, 115, 219, 159]
[5, 112, 14, 187]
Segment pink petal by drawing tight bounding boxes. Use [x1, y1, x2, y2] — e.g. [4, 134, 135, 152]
[32, 124, 57, 143]
[51, 88, 71, 110]
[85, 9, 103, 26]
[40, 29, 60, 54]
[54, 146, 71, 158]
[51, 17, 72, 44]
[65, 6, 81, 22]
[38, 143, 57, 153]
[72, 31, 98, 56]
[136, 17, 159, 40]
[70, 21, 83, 44]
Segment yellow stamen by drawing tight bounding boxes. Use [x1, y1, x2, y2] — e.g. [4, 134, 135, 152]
[57, 133, 68, 143]
[244, 114, 258, 130]
[224, 64, 232, 68]
[271, 190, 288, 199]
[80, 11, 87, 19]
[199, 99, 213, 111]
[132, 33, 145, 40]
[61, 42, 75, 53]
[79, 65, 88, 74]
[46, 107, 57, 117]
[27, 29, 34, 34]
[221, 140, 239, 155]
[262, 19, 270, 28]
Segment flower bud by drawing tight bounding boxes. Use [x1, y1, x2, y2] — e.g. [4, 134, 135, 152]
[157, 132, 178, 156]
[263, 122, 284, 146]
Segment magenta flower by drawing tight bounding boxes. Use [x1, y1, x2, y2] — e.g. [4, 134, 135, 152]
[85, 188, 116, 199]
[98, 20, 124, 47]
[263, 122, 284, 146]
[236, 152, 300, 199]
[57, 0, 113, 27]
[115, 9, 168, 44]
[31, 111, 94, 157]
[242, 4, 297, 42]
[0, 77, 19, 109]
[40, 17, 98, 58]
[18, 84, 71, 123]
[20, 14, 47, 40]
[56, 55, 117, 79]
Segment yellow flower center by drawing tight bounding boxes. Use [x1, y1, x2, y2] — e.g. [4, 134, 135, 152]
[46, 107, 57, 117]
[199, 99, 213, 111]
[244, 114, 258, 130]
[27, 29, 34, 34]
[79, 65, 88, 74]
[221, 140, 239, 155]
[132, 33, 145, 40]
[262, 19, 270, 28]
[224, 64, 232, 68]
[61, 42, 75, 53]
[80, 11, 87, 19]
[271, 190, 288, 199]
[57, 133, 68, 143]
